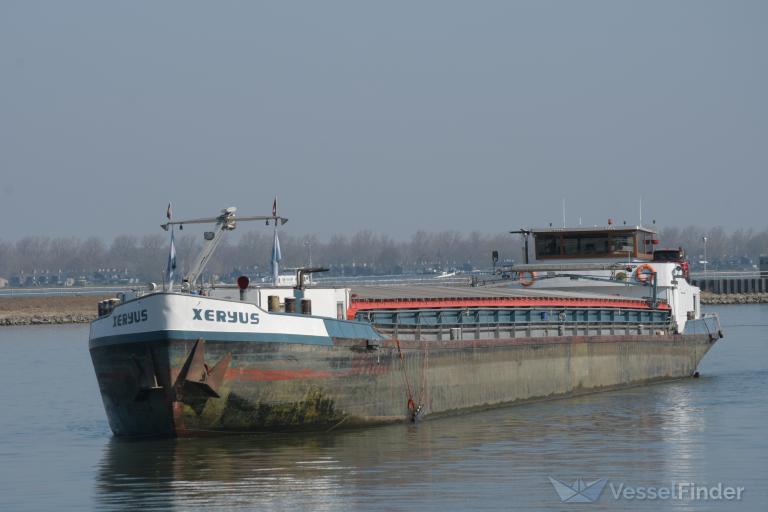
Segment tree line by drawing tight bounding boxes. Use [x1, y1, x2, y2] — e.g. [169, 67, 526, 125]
[0, 226, 766, 283]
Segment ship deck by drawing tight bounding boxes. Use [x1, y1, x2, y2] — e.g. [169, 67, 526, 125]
[346, 283, 666, 318]
[344, 283, 672, 340]
[348, 283, 641, 302]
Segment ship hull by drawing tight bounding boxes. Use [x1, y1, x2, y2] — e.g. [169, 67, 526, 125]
[90, 330, 719, 437]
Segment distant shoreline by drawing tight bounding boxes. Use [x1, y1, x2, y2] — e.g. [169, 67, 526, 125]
[0, 295, 106, 326]
[1, 292, 766, 327]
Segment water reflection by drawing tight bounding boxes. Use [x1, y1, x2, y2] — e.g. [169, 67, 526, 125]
[95, 381, 714, 511]
[97, 434, 352, 511]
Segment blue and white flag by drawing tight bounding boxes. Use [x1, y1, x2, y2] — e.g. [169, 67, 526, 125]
[271, 228, 282, 285]
[166, 229, 176, 291]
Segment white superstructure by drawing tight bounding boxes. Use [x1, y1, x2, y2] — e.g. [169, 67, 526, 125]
[504, 226, 700, 333]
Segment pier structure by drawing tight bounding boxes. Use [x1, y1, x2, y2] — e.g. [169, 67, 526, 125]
[690, 272, 768, 295]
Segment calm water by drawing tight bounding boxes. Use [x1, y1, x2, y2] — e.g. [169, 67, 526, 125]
[0, 306, 766, 511]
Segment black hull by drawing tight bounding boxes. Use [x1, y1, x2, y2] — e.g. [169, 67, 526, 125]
[90, 331, 719, 438]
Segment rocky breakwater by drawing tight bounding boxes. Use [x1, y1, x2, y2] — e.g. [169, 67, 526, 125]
[0, 295, 108, 326]
[2, 313, 97, 326]
[700, 292, 768, 305]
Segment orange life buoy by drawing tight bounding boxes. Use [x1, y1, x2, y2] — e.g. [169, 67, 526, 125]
[635, 263, 656, 283]
[519, 271, 537, 287]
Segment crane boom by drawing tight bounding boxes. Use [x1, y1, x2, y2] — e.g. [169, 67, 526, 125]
[160, 206, 288, 290]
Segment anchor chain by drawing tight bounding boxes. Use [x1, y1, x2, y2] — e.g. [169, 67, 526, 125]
[395, 338, 428, 422]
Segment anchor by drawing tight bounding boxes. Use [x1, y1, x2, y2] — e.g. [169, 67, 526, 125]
[174, 338, 232, 405]
[133, 350, 164, 402]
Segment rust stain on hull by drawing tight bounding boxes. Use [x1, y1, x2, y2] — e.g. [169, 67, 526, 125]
[223, 367, 336, 382]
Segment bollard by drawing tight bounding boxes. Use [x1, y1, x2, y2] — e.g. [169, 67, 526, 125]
[285, 298, 296, 313]
[268, 295, 280, 312]
[301, 299, 312, 316]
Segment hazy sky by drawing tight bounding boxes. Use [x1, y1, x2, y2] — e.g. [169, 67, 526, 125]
[1, 1, 766, 241]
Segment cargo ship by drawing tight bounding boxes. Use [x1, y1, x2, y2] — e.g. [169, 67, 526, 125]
[89, 208, 723, 437]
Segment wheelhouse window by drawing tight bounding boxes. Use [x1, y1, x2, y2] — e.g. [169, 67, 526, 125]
[611, 235, 633, 253]
[640, 231, 655, 255]
[578, 235, 609, 255]
[532, 230, 654, 260]
[535, 235, 561, 257]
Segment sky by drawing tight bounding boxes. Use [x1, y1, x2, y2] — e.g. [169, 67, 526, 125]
[1, 1, 766, 242]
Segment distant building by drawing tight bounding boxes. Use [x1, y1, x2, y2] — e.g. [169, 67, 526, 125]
[0, 277, 7, 288]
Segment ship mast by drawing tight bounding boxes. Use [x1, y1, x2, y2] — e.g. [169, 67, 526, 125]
[161, 206, 288, 291]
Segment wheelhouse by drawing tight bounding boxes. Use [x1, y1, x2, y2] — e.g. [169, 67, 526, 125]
[532, 227, 657, 261]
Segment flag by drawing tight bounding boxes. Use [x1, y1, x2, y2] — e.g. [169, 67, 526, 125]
[166, 202, 172, 220]
[271, 228, 282, 284]
[166, 229, 176, 291]
[272, 197, 277, 217]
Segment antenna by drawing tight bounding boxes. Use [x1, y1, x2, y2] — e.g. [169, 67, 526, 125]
[639, 197, 643, 227]
[562, 198, 566, 228]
